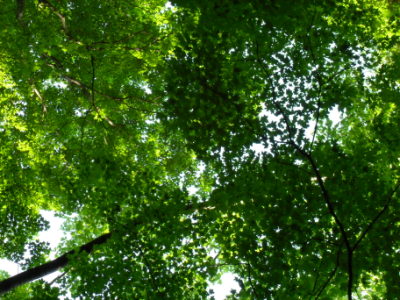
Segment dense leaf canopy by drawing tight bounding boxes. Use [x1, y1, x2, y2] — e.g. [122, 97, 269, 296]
[0, 0, 399, 299]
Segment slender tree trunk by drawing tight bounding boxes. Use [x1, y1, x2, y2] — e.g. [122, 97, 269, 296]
[0, 232, 112, 295]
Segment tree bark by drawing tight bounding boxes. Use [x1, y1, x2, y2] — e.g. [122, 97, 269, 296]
[0, 232, 112, 295]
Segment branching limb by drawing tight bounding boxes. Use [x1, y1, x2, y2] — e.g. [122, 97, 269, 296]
[290, 142, 350, 246]
[290, 140, 353, 299]
[352, 181, 400, 252]
[256, 38, 354, 299]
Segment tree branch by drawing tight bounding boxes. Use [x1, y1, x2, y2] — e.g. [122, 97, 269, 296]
[351, 181, 400, 252]
[48, 270, 68, 286]
[32, 85, 47, 116]
[291, 142, 350, 246]
[304, 7, 323, 151]
[315, 243, 343, 299]
[255, 39, 354, 299]
[0, 201, 208, 295]
[291, 141, 353, 300]
[255, 41, 296, 140]
[43, 54, 156, 105]
[38, 0, 77, 42]
[246, 262, 259, 299]
[0, 232, 112, 295]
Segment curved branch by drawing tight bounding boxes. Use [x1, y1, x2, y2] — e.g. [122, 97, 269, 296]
[39, 0, 78, 43]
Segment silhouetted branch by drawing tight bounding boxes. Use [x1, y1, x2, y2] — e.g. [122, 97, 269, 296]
[0, 232, 112, 295]
[43, 54, 156, 105]
[0, 201, 207, 295]
[291, 141, 353, 300]
[48, 270, 68, 286]
[315, 243, 343, 299]
[352, 181, 400, 252]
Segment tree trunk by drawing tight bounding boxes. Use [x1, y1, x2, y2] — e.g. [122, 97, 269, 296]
[0, 232, 112, 295]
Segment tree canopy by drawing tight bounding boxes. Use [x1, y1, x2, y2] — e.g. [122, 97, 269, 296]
[0, 0, 399, 299]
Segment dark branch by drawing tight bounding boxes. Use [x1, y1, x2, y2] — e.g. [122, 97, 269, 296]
[315, 243, 343, 299]
[303, 12, 324, 151]
[0, 201, 206, 295]
[43, 54, 156, 105]
[352, 181, 400, 252]
[291, 141, 353, 300]
[0, 232, 112, 295]
[255, 40, 356, 298]
[291, 142, 350, 247]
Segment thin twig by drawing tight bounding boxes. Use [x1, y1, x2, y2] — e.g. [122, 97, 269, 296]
[310, 260, 323, 298]
[43, 54, 155, 104]
[49, 270, 68, 286]
[304, 9, 323, 151]
[255, 41, 296, 140]
[137, 245, 160, 295]
[246, 262, 259, 299]
[315, 243, 343, 299]
[90, 54, 95, 106]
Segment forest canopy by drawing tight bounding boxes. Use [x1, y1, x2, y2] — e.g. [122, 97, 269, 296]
[0, 0, 399, 299]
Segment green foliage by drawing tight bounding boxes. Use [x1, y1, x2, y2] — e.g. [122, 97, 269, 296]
[0, 279, 61, 300]
[0, 0, 399, 299]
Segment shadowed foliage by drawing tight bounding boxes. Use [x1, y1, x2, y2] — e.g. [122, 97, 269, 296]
[0, 0, 399, 299]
